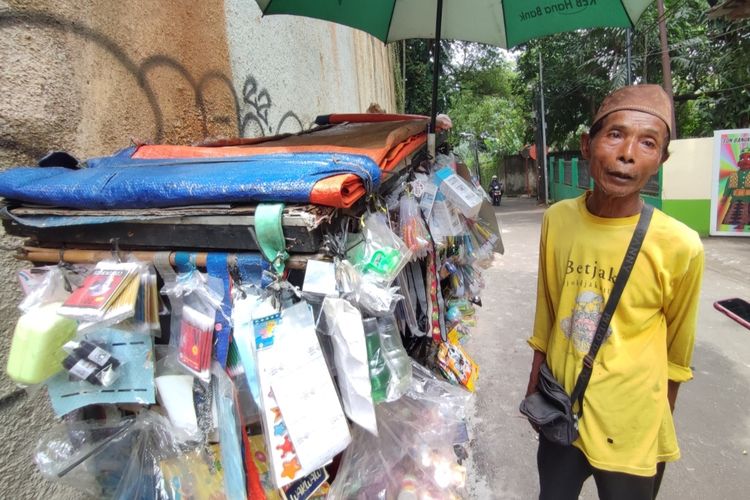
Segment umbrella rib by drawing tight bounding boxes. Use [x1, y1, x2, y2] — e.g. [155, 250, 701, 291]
[619, 0, 634, 26]
[385, 0, 397, 42]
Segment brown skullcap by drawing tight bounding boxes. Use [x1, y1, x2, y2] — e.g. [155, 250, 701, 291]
[592, 84, 672, 134]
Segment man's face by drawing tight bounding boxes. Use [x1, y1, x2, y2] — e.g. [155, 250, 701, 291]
[581, 110, 669, 201]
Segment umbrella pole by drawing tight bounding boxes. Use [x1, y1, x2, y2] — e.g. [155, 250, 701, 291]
[428, 0, 444, 158]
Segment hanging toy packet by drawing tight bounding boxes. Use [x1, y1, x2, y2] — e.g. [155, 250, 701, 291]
[161, 270, 225, 382]
[349, 211, 411, 285]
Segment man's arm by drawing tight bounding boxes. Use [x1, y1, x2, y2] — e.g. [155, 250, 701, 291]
[526, 349, 547, 397]
[667, 380, 680, 413]
[664, 247, 703, 412]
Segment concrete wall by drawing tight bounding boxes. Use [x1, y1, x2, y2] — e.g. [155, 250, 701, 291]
[0, 1, 396, 497]
[661, 137, 713, 236]
[501, 154, 538, 197]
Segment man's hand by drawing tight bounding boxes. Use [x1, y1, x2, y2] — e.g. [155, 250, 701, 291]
[525, 350, 547, 433]
[526, 350, 547, 397]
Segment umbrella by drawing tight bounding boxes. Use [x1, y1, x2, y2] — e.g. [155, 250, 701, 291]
[254, 0, 656, 141]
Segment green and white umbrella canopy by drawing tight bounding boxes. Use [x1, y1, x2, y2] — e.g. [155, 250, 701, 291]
[254, 0, 654, 48]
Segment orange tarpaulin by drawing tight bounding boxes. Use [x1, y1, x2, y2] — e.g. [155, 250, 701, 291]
[132, 119, 428, 208]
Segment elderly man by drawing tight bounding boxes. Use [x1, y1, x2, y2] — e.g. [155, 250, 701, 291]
[524, 85, 704, 500]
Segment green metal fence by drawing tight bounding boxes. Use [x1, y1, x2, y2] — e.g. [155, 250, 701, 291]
[547, 156, 661, 209]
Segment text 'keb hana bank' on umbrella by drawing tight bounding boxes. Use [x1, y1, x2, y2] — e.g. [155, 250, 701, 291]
[519, 0, 599, 22]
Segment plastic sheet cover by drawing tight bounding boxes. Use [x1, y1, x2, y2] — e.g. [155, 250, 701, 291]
[0, 147, 381, 209]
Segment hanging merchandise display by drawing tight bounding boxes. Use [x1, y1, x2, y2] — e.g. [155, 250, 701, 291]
[0, 113, 502, 498]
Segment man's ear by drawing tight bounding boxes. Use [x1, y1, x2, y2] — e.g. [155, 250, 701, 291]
[580, 133, 591, 159]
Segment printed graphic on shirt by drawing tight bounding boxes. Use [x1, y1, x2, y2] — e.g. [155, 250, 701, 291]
[560, 290, 612, 352]
[565, 259, 618, 294]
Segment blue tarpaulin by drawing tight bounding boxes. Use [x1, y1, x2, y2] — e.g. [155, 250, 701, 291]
[0, 147, 380, 209]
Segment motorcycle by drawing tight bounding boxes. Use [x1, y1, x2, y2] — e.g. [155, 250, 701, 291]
[491, 187, 503, 206]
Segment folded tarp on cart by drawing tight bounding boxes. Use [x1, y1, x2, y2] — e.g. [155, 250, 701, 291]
[132, 118, 428, 207]
[136, 117, 428, 168]
[0, 150, 380, 210]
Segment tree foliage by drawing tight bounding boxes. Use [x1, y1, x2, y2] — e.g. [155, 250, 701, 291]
[403, 39, 454, 116]
[516, 0, 750, 146]
[403, 0, 749, 170]
[633, 0, 749, 134]
[404, 40, 527, 186]
[447, 46, 527, 186]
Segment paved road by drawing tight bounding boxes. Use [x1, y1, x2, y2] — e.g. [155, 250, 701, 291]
[465, 196, 750, 499]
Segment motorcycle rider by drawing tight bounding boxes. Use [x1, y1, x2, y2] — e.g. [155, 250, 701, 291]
[490, 175, 504, 205]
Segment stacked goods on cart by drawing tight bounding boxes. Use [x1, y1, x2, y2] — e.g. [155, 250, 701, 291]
[0, 115, 502, 499]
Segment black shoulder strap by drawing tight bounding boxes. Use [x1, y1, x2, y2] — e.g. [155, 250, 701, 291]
[570, 203, 654, 414]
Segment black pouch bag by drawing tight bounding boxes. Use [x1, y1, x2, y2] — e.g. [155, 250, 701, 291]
[519, 362, 578, 445]
[519, 203, 653, 446]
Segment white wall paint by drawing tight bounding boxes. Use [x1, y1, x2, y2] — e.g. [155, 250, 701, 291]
[662, 137, 713, 200]
[224, 1, 396, 137]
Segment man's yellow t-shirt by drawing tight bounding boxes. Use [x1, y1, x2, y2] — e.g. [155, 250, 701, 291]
[528, 193, 704, 477]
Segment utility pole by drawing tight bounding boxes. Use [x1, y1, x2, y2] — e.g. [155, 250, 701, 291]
[539, 51, 549, 205]
[657, 0, 677, 138]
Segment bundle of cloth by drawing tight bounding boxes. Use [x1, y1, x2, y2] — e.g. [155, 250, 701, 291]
[0, 115, 427, 210]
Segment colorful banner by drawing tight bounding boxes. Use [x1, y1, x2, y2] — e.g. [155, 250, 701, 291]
[710, 129, 750, 236]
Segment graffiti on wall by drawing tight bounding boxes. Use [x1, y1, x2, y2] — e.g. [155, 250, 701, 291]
[0, 10, 306, 160]
[241, 76, 304, 137]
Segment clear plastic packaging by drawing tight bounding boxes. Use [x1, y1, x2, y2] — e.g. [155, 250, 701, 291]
[399, 193, 431, 260]
[73, 259, 159, 336]
[434, 152, 457, 171]
[362, 318, 390, 404]
[336, 258, 403, 317]
[17, 265, 71, 313]
[61, 339, 123, 387]
[328, 361, 470, 500]
[128, 264, 161, 335]
[350, 211, 412, 285]
[320, 298, 378, 435]
[45, 328, 155, 417]
[161, 270, 225, 382]
[57, 260, 143, 325]
[465, 217, 500, 268]
[377, 314, 412, 402]
[34, 411, 220, 499]
[34, 416, 138, 497]
[428, 200, 466, 247]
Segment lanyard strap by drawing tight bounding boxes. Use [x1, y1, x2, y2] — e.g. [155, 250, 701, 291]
[570, 203, 654, 413]
[206, 252, 232, 367]
[254, 203, 288, 275]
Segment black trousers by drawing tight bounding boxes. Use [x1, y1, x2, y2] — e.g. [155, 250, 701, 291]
[537, 435, 666, 500]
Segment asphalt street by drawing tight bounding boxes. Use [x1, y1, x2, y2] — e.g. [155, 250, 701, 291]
[465, 196, 750, 499]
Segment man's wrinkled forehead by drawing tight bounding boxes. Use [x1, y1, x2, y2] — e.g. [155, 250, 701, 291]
[598, 110, 668, 137]
[592, 84, 672, 135]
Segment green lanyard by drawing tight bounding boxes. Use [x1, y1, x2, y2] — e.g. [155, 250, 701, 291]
[254, 203, 288, 275]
